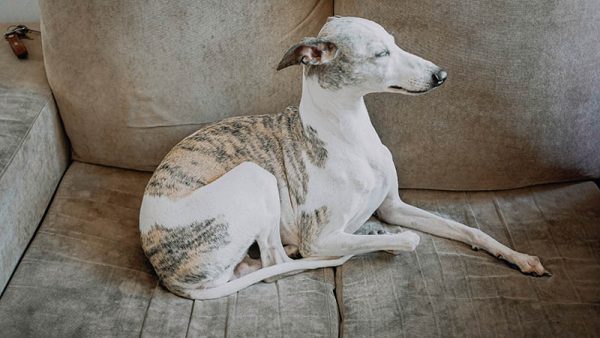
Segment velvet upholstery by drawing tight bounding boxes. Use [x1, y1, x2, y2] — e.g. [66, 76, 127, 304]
[38, 0, 333, 171]
[1, 162, 598, 336]
[339, 182, 600, 337]
[0, 23, 69, 292]
[335, 0, 600, 189]
[0, 162, 339, 337]
[1, 1, 599, 335]
[38, 1, 600, 189]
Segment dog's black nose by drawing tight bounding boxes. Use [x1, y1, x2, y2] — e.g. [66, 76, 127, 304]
[432, 69, 448, 87]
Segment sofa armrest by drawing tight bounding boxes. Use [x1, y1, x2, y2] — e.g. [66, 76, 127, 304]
[0, 23, 70, 292]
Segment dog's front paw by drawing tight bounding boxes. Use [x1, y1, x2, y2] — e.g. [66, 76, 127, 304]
[509, 253, 551, 277]
[398, 230, 420, 252]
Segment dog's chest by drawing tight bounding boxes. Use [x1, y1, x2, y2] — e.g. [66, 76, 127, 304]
[334, 151, 385, 195]
[299, 142, 392, 230]
[336, 145, 390, 206]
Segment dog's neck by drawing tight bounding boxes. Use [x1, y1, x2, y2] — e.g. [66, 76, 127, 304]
[299, 75, 381, 147]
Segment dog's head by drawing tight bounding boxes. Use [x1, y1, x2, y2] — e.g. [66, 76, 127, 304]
[278, 16, 446, 96]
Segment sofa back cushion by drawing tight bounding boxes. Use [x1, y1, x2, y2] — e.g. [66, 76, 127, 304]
[41, 0, 600, 189]
[335, 0, 600, 189]
[39, 0, 333, 170]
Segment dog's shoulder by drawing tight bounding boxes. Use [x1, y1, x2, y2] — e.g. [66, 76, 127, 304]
[144, 107, 302, 198]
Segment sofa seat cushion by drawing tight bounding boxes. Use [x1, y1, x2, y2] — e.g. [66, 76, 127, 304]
[0, 162, 339, 337]
[0, 161, 598, 336]
[337, 182, 600, 337]
[0, 23, 69, 292]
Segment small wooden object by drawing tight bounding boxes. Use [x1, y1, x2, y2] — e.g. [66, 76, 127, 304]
[4, 25, 39, 59]
[5, 33, 28, 59]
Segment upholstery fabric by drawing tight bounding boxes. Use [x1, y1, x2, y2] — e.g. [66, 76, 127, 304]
[339, 182, 600, 337]
[1, 162, 598, 336]
[0, 162, 339, 337]
[39, 0, 333, 171]
[334, 0, 600, 190]
[0, 23, 69, 292]
[39, 1, 600, 189]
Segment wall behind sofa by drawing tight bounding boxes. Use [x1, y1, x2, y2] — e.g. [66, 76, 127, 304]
[0, 0, 40, 22]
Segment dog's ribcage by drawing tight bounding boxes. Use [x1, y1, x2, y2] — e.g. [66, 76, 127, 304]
[145, 106, 329, 250]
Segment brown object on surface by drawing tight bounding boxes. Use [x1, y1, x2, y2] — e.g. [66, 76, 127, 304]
[5, 33, 27, 59]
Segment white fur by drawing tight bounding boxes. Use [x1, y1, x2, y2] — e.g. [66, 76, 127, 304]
[140, 17, 548, 300]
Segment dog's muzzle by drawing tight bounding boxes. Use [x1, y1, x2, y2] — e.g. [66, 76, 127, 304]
[432, 69, 448, 87]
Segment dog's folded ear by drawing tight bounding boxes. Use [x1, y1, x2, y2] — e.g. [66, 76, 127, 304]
[277, 38, 338, 71]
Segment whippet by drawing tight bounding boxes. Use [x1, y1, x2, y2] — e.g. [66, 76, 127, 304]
[139, 16, 549, 300]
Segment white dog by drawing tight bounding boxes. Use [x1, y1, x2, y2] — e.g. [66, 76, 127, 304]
[139, 16, 549, 300]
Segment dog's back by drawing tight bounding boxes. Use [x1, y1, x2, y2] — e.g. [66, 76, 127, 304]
[145, 106, 326, 203]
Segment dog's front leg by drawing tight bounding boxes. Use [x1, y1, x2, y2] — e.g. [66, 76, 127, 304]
[306, 231, 420, 257]
[376, 189, 550, 276]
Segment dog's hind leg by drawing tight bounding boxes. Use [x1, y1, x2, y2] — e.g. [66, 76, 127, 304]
[256, 209, 294, 282]
[376, 186, 550, 276]
[256, 215, 292, 267]
[141, 161, 287, 295]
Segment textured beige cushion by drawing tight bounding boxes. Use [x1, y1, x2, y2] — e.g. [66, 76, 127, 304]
[40, 1, 599, 189]
[336, 0, 600, 189]
[338, 182, 600, 337]
[39, 0, 333, 171]
[0, 162, 339, 337]
[1, 161, 597, 335]
[0, 23, 69, 292]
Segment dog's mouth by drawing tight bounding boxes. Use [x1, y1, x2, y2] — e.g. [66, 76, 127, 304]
[388, 85, 430, 94]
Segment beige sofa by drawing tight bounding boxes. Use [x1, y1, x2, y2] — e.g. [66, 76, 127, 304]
[1, 1, 599, 336]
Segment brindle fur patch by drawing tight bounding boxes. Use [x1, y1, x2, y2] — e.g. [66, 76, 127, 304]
[141, 217, 235, 290]
[146, 107, 327, 207]
[304, 17, 387, 90]
[298, 206, 330, 257]
[305, 45, 364, 90]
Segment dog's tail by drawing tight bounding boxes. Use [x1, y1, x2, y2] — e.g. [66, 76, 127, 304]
[182, 255, 353, 300]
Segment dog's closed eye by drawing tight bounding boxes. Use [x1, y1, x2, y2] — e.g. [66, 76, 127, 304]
[375, 49, 390, 58]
